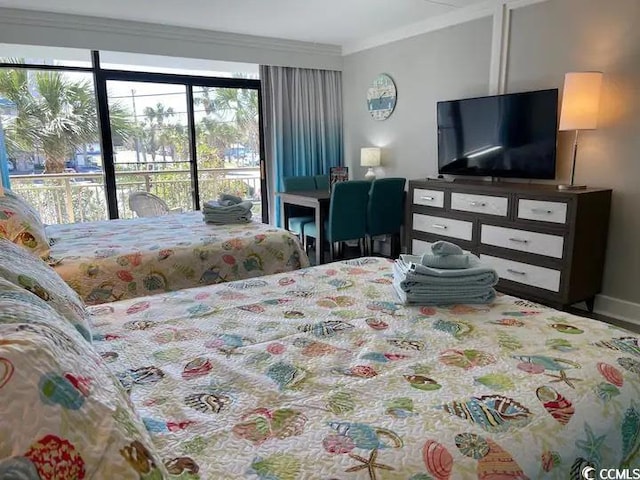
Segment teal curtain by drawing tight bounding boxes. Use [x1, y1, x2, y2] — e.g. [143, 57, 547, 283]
[260, 66, 343, 227]
[0, 120, 10, 189]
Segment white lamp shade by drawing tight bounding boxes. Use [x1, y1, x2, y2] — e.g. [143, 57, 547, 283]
[360, 147, 381, 167]
[559, 72, 603, 131]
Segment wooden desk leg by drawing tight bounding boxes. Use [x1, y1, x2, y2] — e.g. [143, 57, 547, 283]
[281, 200, 290, 232]
[316, 202, 328, 265]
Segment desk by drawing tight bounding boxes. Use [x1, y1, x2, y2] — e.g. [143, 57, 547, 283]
[279, 190, 330, 265]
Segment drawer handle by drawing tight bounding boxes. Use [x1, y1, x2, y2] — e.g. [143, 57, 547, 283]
[432, 224, 448, 230]
[509, 237, 529, 244]
[421, 196, 435, 201]
[531, 208, 553, 214]
[507, 268, 527, 276]
[469, 201, 487, 207]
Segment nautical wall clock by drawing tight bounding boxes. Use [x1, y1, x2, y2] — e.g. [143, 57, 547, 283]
[367, 73, 397, 121]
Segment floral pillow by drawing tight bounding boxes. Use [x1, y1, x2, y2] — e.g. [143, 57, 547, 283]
[0, 279, 169, 479]
[0, 188, 50, 259]
[0, 238, 92, 341]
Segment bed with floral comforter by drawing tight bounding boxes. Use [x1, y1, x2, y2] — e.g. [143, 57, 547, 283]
[88, 256, 640, 479]
[47, 212, 309, 305]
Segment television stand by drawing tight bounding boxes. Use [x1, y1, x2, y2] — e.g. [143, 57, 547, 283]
[407, 179, 612, 310]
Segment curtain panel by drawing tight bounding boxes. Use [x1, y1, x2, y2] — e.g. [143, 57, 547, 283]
[260, 65, 343, 226]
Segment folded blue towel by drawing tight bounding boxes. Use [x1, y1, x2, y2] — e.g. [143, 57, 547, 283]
[393, 256, 499, 289]
[392, 280, 496, 305]
[218, 193, 243, 205]
[420, 253, 470, 269]
[431, 240, 464, 256]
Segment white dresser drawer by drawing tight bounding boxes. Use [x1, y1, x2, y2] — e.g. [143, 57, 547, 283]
[481, 225, 564, 259]
[481, 255, 561, 292]
[451, 192, 508, 217]
[413, 214, 473, 241]
[518, 199, 568, 224]
[413, 188, 445, 208]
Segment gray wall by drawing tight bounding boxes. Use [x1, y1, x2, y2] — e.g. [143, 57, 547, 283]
[342, 0, 640, 311]
[342, 18, 493, 180]
[507, 0, 640, 306]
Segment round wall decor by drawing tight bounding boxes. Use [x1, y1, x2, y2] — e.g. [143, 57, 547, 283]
[366, 73, 397, 121]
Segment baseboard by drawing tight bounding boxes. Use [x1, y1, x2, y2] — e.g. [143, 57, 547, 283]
[576, 294, 640, 327]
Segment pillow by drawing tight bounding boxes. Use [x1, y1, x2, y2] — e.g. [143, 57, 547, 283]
[0, 279, 169, 479]
[0, 238, 92, 341]
[0, 188, 50, 259]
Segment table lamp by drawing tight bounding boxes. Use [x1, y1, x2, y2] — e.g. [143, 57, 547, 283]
[558, 71, 603, 190]
[361, 147, 381, 181]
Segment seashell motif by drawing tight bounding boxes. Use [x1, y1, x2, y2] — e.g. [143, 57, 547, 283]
[449, 305, 486, 315]
[297, 320, 354, 337]
[278, 277, 295, 286]
[594, 382, 620, 401]
[238, 304, 265, 314]
[597, 363, 624, 387]
[439, 395, 532, 432]
[621, 402, 640, 467]
[158, 248, 174, 260]
[18, 275, 50, 301]
[184, 393, 231, 414]
[233, 408, 307, 445]
[0, 357, 14, 390]
[367, 301, 400, 315]
[116, 270, 134, 282]
[385, 397, 415, 418]
[143, 271, 167, 291]
[117, 366, 165, 392]
[344, 257, 380, 266]
[498, 332, 522, 351]
[295, 340, 339, 357]
[337, 365, 378, 378]
[266, 362, 308, 390]
[501, 311, 539, 317]
[326, 391, 355, 414]
[164, 457, 199, 475]
[455, 433, 490, 459]
[594, 337, 640, 357]
[227, 279, 268, 289]
[541, 450, 561, 472]
[477, 437, 528, 479]
[123, 320, 156, 330]
[100, 351, 119, 363]
[284, 310, 305, 319]
[369, 277, 392, 284]
[316, 296, 356, 308]
[474, 373, 515, 391]
[25, 434, 85, 480]
[323, 434, 355, 454]
[365, 318, 388, 330]
[440, 349, 496, 370]
[39, 373, 86, 410]
[126, 301, 150, 315]
[182, 357, 213, 379]
[512, 355, 580, 372]
[536, 386, 574, 425]
[618, 357, 640, 375]
[153, 348, 183, 362]
[551, 323, 583, 334]
[546, 338, 575, 352]
[360, 352, 407, 363]
[387, 338, 425, 351]
[404, 375, 441, 391]
[491, 318, 525, 327]
[327, 422, 381, 450]
[249, 453, 301, 480]
[327, 279, 354, 290]
[433, 319, 473, 339]
[517, 362, 546, 374]
[419, 306, 437, 316]
[422, 440, 453, 480]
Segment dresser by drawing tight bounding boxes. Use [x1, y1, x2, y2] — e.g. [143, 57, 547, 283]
[406, 179, 612, 310]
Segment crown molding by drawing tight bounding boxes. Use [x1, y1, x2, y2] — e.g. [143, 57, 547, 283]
[0, 7, 342, 67]
[342, 0, 551, 55]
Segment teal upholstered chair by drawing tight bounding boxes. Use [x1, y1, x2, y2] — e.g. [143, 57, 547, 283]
[304, 180, 371, 262]
[314, 175, 330, 191]
[366, 178, 406, 257]
[283, 176, 316, 239]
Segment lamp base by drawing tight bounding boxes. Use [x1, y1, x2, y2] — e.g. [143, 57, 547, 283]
[557, 184, 587, 191]
[364, 168, 376, 181]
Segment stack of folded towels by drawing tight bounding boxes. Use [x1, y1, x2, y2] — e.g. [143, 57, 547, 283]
[392, 240, 499, 305]
[202, 193, 253, 224]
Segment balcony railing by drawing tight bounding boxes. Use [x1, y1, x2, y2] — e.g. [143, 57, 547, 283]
[9, 167, 262, 225]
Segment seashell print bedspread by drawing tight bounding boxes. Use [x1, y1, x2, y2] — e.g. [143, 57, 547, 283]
[89, 257, 640, 479]
[47, 212, 309, 305]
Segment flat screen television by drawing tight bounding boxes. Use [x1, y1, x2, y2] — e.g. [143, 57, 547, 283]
[437, 89, 559, 179]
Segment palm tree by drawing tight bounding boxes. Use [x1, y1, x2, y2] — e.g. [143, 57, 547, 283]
[0, 63, 131, 173]
[143, 103, 175, 162]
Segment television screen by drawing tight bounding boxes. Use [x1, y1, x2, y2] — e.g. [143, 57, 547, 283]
[437, 89, 559, 179]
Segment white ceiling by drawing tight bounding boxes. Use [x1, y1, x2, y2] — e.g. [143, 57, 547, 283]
[0, 0, 490, 47]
